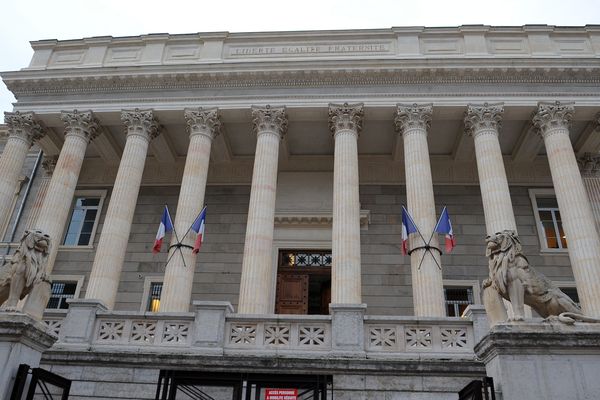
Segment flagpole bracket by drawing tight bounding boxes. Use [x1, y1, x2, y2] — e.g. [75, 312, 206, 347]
[407, 245, 442, 256]
[168, 243, 194, 251]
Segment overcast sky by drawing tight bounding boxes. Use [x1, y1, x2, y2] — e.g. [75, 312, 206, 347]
[1, 0, 599, 123]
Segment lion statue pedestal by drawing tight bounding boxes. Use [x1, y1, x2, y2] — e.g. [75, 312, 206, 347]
[0, 230, 57, 399]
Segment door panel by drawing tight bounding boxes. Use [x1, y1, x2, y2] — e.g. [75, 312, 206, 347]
[276, 274, 308, 314]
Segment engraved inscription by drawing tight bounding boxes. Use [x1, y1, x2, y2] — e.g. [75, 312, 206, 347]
[230, 43, 390, 57]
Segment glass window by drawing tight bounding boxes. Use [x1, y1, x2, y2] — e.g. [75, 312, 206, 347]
[536, 197, 567, 249]
[63, 197, 101, 246]
[444, 287, 473, 317]
[46, 281, 78, 309]
[147, 282, 163, 312]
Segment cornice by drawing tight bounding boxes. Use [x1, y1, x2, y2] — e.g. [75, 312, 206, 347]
[4, 61, 600, 98]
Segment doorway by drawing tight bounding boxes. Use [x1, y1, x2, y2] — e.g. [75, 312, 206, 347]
[275, 250, 331, 315]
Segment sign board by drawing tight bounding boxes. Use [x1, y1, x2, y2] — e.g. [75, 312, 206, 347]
[265, 388, 298, 400]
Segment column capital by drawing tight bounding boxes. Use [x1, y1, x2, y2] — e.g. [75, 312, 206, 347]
[251, 105, 287, 138]
[394, 103, 433, 135]
[4, 111, 45, 145]
[60, 110, 100, 142]
[121, 109, 160, 141]
[577, 152, 600, 176]
[464, 103, 504, 137]
[328, 102, 364, 135]
[532, 101, 574, 138]
[41, 155, 58, 176]
[184, 107, 221, 140]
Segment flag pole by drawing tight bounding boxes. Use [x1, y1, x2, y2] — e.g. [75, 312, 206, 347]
[403, 205, 442, 271]
[164, 205, 188, 269]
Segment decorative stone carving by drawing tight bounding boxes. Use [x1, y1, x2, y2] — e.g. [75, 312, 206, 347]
[394, 103, 433, 135]
[41, 155, 58, 176]
[482, 230, 598, 323]
[532, 101, 574, 137]
[4, 111, 45, 145]
[328, 102, 364, 134]
[184, 107, 221, 139]
[60, 110, 100, 142]
[121, 108, 160, 140]
[251, 105, 287, 137]
[464, 103, 504, 137]
[0, 230, 51, 313]
[577, 153, 600, 176]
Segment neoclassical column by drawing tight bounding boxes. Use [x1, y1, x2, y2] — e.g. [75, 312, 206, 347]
[328, 103, 364, 305]
[0, 112, 44, 233]
[533, 102, 600, 317]
[394, 103, 445, 317]
[577, 152, 600, 233]
[35, 110, 99, 273]
[464, 103, 517, 234]
[159, 108, 221, 312]
[25, 156, 58, 230]
[85, 109, 159, 309]
[238, 105, 287, 314]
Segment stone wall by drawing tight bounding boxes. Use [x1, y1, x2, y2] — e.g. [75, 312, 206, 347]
[43, 181, 574, 315]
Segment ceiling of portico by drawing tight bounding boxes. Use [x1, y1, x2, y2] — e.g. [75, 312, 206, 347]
[32, 105, 600, 164]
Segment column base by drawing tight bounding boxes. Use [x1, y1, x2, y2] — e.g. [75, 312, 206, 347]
[475, 322, 600, 400]
[0, 312, 56, 400]
[329, 303, 367, 357]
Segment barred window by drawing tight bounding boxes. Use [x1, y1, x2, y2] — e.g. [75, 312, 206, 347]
[147, 282, 163, 312]
[444, 287, 474, 317]
[47, 281, 78, 309]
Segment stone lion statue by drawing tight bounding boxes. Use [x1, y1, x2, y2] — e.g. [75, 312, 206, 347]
[0, 229, 51, 311]
[482, 230, 592, 323]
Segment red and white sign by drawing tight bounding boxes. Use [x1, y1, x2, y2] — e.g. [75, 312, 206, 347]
[265, 388, 298, 400]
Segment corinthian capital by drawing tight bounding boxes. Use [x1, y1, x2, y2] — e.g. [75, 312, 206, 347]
[464, 103, 504, 137]
[251, 105, 287, 137]
[394, 103, 433, 135]
[41, 155, 58, 176]
[184, 107, 221, 140]
[121, 109, 160, 140]
[4, 111, 45, 145]
[328, 102, 364, 135]
[532, 101, 574, 138]
[577, 152, 600, 176]
[61, 110, 100, 142]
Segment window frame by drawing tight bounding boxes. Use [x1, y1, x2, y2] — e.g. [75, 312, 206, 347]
[140, 276, 164, 313]
[45, 274, 85, 312]
[442, 279, 480, 317]
[529, 188, 568, 253]
[60, 190, 106, 249]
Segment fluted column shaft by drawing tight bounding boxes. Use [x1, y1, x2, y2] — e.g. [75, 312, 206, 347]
[238, 106, 287, 314]
[0, 112, 44, 232]
[26, 157, 57, 230]
[395, 104, 445, 317]
[35, 110, 99, 273]
[160, 108, 220, 312]
[329, 103, 363, 304]
[534, 102, 600, 317]
[86, 110, 159, 309]
[465, 103, 517, 234]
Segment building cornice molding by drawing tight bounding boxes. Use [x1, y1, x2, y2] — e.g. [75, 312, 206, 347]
[4, 62, 600, 98]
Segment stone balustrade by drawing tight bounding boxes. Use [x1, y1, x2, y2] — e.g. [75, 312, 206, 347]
[41, 301, 479, 358]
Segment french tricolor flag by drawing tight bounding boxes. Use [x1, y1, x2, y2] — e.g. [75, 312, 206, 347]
[152, 205, 173, 254]
[401, 205, 419, 255]
[191, 206, 207, 254]
[435, 206, 456, 253]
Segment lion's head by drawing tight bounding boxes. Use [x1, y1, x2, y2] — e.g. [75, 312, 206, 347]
[485, 230, 522, 258]
[20, 229, 51, 256]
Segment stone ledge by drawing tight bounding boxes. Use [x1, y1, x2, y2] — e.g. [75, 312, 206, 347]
[0, 312, 57, 351]
[474, 322, 600, 362]
[41, 348, 484, 375]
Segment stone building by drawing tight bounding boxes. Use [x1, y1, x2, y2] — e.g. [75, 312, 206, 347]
[1, 25, 600, 399]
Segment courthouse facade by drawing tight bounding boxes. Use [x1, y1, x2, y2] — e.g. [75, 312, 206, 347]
[2, 25, 600, 399]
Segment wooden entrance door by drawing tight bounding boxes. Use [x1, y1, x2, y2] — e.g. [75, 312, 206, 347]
[275, 274, 308, 315]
